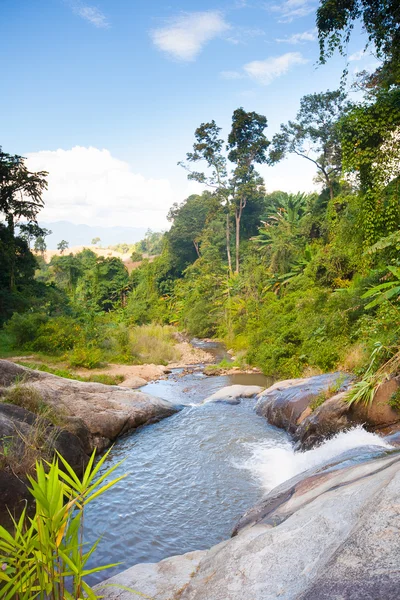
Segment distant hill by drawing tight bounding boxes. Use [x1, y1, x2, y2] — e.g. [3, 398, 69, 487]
[37, 221, 150, 249]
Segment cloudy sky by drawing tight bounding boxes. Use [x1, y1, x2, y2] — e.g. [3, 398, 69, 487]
[2, 0, 373, 230]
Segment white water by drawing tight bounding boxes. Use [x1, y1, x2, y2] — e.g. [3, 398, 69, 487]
[242, 426, 392, 493]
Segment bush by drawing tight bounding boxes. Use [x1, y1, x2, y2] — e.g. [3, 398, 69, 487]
[33, 316, 83, 353]
[4, 312, 48, 348]
[68, 346, 103, 369]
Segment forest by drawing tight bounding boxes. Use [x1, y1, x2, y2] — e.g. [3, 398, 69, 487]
[1, 0, 400, 392]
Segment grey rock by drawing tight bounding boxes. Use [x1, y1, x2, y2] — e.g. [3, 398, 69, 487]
[255, 372, 352, 434]
[203, 384, 264, 405]
[0, 360, 182, 452]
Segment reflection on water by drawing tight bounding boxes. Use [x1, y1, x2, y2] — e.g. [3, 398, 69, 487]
[84, 370, 285, 584]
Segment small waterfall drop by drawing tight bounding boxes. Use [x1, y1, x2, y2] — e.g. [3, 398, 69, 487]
[241, 426, 392, 493]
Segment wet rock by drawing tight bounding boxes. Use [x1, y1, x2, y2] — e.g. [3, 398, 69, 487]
[294, 377, 400, 450]
[255, 373, 352, 434]
[203, 385, 264, 405]
[293, 391, 351, 450]
[100, 449, 400, 600]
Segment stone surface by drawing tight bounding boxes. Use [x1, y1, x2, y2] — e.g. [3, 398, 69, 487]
[255, 373, 352, 434]
[0, 360, 182, 453]
[293, 391, 351, 450]
[95, 550, 206, 600]
[99, 449, 400, 600]
[203, 385, 264, 405]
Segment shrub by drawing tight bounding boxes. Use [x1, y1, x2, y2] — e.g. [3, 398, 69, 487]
[33, 316, 83, 353]
[4, 312, 48, 348]
[0, 450, 139, 599]
[68, 346, 103, 369]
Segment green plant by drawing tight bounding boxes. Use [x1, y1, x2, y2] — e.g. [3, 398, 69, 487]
[389, 387, 400, 411]
[68, 347, 103, 369]
[362, 266, 400, 309]
[345, 343, 397, 407]
[309, 392, 327, 411]
[0, 449, 145, 599]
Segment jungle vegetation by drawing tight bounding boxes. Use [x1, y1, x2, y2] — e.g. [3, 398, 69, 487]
[1, 1, 400, 381]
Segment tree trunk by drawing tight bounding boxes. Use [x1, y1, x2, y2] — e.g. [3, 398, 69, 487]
[193, 240, 200, 258]
[234, 198, 246, 275]
[226, 212, 232, 275]
[7, 214, 16, 291]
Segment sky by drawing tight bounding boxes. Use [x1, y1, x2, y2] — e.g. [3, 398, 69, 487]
[1, 0, 376, 232]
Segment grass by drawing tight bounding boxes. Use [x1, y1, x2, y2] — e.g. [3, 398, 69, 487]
[309, 374, 348, 412]
[127, 324, 180, 365]
[15, 362, 124, 385]
[0, 383, 62, 475]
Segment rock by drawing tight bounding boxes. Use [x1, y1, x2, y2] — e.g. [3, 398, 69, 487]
[0, 360, 182, 453]
[255, 373, 352, 434]
[293, 391, 351, 450]
[99, 449, 400, 600]
[95, 550, 206, 600]
[294, 377, 400, 450]
[351, 376, 400, 431]
[203, 385, 264, 405]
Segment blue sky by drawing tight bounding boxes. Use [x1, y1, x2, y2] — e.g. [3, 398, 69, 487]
[1, 0, 374, 230]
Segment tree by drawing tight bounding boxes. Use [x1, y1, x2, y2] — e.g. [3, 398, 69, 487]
[0, 147, 48, 289]
[166, 192, 217, 269]
[34, 236, 47, 259]
[317, 0, 400, 87]
[268, 90, 350, 201]
[227, 108, 269, 273]
[181, 108, 269, 274]
[91, 237, 101, 246]
[57, 240, 69, 254]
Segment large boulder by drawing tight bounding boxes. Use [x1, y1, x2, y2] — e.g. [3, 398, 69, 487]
[255, 373, 352, 434]
[203, 385, 264, 405]
[98, 449, 400, 600]
[0, 360, 182, 453]
[294, 377, 400, 450]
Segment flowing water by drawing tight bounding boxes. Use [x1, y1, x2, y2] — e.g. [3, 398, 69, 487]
[84, 348, 391, 585]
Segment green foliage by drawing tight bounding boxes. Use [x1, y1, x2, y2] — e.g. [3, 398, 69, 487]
[0, 449, 132, 599]
[68, 347, 103, 369]
[389, 388, 400, 411]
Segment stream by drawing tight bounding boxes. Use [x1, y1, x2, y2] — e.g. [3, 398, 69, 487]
[83, 342, 389, 585]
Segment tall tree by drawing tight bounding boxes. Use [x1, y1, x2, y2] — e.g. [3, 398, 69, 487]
[181, 109, 269, 274]
[0, 148, 48, 289]
[179, 120, 233, 272]
[268, 90, 349, 201]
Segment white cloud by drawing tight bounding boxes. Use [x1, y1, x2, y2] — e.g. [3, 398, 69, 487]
[25, 147, 178, 229]
[71, 3, 109, 28]
[243, 52, 308, 85]
[150, 11, 230, 61]
[220, 70, 244, 80]
[349, 49, 365, 61]
[276, 28, 317, 44]
[269, 0, 317, 22]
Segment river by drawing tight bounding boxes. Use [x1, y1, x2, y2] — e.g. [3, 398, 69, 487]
[83, 345, 389, 585]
